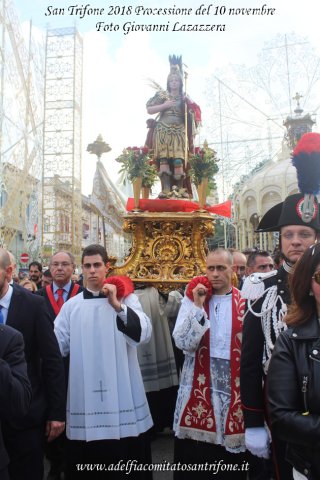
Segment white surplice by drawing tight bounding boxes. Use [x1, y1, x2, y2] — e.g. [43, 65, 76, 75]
[54, 291, 153, 442]
[173, 294, 246, 452]
[135, 287, 178, 392]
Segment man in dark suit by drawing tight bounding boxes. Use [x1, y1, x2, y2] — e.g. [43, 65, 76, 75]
[36, 250, 82, 479]
[36, 251, 82, 322]
[0, 249, 66, 480]
[0, 324, 32, 480]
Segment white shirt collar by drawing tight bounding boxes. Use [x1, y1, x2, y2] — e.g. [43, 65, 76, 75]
[0, 284, 13, 309]
[53, 280, 72, 294]
[212, 288, 233, 298]
[86, 288, 100, 297]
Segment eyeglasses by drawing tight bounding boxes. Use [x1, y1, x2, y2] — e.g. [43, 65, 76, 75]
[280, 231, 315, 241]
[51, 262, 72, 268]
[312, 271, 320, 285]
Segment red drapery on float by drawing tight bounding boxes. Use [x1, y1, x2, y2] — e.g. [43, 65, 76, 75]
[126, 198, 232, 217]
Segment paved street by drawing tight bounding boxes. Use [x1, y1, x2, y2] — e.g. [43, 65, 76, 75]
[44, 429, 175, 479]
[152, 430, 174, 480]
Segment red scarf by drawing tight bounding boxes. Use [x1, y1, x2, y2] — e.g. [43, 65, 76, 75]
[179, 277, 245, 446]
[46, 283, 80, 316]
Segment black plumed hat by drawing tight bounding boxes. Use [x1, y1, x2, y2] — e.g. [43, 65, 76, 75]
[256, 133, 320, 233]
[256, 193, 320, 232]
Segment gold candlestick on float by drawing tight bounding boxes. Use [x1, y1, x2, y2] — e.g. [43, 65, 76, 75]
[189, 141, 219, 212]
[141, 186, 150, 199]
[197, 178, 209, 211]
[132, 177, 142, 211]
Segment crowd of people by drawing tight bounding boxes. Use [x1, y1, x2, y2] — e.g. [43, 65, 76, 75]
[2, 136, 320, 479]
[1, 187, 318, 480]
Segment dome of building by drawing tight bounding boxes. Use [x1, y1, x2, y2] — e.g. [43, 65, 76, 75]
[232, 95, 315, 251]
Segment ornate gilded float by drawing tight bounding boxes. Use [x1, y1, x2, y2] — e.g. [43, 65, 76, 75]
[110, 210, 215, 292]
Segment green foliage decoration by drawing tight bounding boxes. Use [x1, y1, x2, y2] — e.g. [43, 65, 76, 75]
[116, 146, 158, 188]
[189, 146, 219, 188]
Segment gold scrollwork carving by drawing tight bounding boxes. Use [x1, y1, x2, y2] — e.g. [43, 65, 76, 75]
[110, 212, 215, 291]
[153, 237, 182, 262]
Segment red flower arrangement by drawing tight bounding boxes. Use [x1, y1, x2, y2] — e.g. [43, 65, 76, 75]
[189, 146, 219, 187]
[116, 146, 158, 188]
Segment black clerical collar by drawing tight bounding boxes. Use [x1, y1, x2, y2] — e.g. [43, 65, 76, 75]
[83, 288, 106, 299]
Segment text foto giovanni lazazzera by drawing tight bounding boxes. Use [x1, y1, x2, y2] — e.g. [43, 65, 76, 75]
[44, 4, 276, 34]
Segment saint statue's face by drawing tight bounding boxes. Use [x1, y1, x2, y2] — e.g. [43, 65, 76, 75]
[168, 74, 182, 93]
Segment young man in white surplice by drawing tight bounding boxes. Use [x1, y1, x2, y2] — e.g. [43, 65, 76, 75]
[54, 244, 153, 479]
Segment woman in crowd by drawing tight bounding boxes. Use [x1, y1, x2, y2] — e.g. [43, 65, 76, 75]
[268, 242, 320, 480]
[19, 278, 37, 292]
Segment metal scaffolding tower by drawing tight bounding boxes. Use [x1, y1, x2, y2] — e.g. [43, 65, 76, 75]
[0, 0, 44, 259]
[42, 27, 83, 263]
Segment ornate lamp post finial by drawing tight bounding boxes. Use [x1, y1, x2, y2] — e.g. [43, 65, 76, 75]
[87, 135, 111, 161]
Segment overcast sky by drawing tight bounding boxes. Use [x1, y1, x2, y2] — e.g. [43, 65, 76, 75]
[14, 0, 320, 197]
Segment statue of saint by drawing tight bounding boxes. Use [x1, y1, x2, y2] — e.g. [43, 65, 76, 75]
[146, 56, 201, 198]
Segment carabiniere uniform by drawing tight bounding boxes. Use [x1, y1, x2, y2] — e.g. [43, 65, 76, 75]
[241, 191, 320, 427]
[240, 188, 320, 480]
[241, 131, 320, 428]
[241, 259, 292, 428]
[240, 189, 320, 422]
[240, 132, 320, 480]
